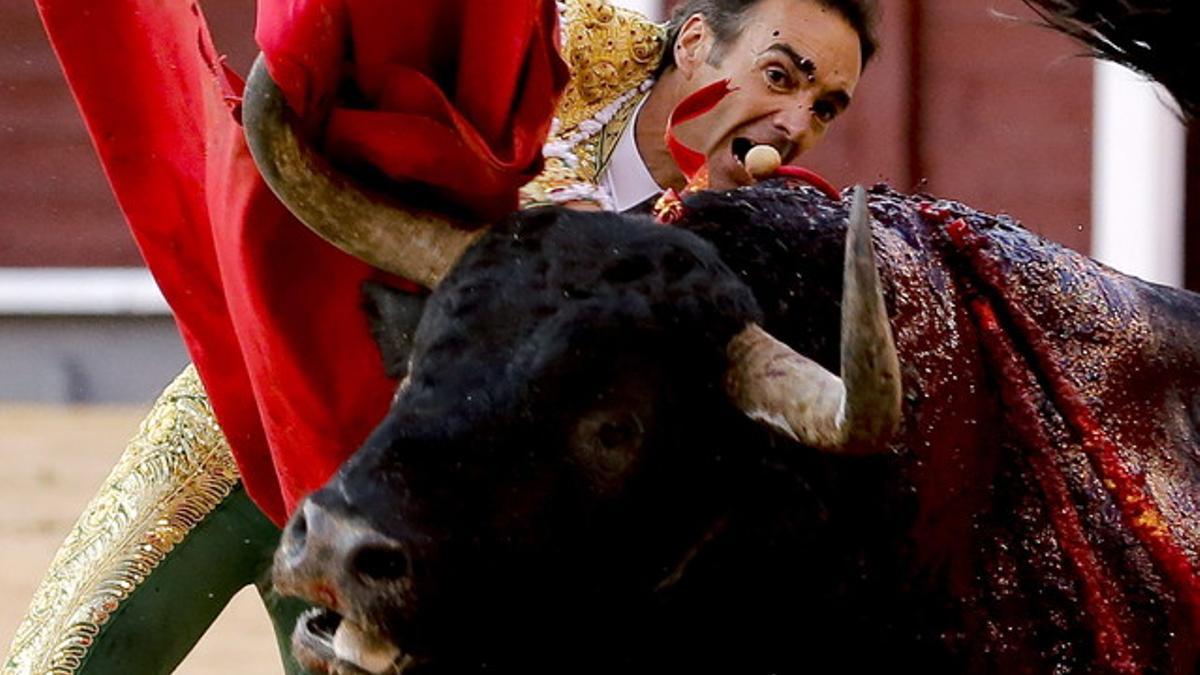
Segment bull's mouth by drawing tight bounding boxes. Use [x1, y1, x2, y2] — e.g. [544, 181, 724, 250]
[293, 607, 423, 674]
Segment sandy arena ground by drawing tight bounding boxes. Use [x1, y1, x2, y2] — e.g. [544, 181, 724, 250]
[0, 405, 282, 674]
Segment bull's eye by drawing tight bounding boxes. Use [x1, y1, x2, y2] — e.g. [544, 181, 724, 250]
[597, 420, 634, 449]
[570, 411, 646, 492]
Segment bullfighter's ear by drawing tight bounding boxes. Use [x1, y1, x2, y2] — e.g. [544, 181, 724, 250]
[362, 281, 428, 380]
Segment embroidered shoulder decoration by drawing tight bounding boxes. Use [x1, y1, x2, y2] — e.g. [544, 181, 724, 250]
[522, 0, 666, 208]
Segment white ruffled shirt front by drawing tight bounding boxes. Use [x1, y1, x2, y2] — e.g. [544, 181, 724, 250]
[599, 93, 662, 212]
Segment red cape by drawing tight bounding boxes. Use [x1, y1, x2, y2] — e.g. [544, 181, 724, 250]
[36, 0, 567, 525]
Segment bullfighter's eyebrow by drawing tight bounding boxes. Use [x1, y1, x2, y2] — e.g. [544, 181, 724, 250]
[763, 42, 853, 111]
[764, 42, 816, 78]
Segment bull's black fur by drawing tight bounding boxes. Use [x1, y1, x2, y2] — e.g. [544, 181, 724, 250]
[362, 280, 427, 379]
[316, 199, 955, 673]
[408, 205, 761, 412]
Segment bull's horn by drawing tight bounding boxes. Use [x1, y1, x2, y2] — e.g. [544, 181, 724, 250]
[725, 186, 902, 453]
[242, 54, 483, 289]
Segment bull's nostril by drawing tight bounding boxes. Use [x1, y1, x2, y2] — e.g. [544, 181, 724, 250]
[281, 507, 310, 561]
[350, 545, 409, 583]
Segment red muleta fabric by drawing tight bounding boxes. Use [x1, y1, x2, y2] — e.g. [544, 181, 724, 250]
[258, 0, 567, 219]
[36, 0, 568, 525]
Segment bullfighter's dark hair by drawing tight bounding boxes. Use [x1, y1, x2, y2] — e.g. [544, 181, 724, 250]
[655, 0, 880, 76]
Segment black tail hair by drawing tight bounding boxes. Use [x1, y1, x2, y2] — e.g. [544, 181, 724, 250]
[1023, 0, 1198, 118]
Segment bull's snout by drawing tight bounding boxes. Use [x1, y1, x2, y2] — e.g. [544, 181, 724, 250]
[276, 497, 412, 613]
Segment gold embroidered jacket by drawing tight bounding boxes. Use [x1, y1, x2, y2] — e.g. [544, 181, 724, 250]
[520, 0, 667, 209]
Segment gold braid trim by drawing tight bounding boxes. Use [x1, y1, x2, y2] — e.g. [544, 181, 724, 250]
[556, 0, 665, 131]
[3, 365, 240, 675]
[521, 0, 665, 207]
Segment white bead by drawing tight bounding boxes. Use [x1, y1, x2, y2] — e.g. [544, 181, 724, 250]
[745, 144, 782, 178]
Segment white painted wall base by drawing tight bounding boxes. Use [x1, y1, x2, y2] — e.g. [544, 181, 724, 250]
[1092, 60, 1187, 287]
[0, 268, 169, 315]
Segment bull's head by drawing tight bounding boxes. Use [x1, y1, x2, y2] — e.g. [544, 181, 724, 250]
[244, 59, 904, 673]
[272, 203, 906, 674]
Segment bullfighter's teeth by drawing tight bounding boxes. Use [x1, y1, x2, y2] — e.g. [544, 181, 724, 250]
[332, 620, 402, 674]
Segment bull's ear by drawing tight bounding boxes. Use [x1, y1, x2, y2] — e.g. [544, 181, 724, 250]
[362, 281, 428, 379]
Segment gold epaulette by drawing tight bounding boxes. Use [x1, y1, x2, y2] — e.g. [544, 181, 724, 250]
[521, 0, 666, 208]
[3, 366, 239, 675]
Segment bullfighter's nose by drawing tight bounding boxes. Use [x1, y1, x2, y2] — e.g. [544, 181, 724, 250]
[276, 497, 411, 611]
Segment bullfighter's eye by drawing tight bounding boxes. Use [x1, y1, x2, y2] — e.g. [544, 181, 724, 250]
[812, 99, 838, 124]
[764, 65, 794, 91]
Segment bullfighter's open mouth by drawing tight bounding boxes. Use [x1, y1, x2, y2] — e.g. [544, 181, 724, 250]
[731, 137, 755, 164]
[293, 607, 421, 674]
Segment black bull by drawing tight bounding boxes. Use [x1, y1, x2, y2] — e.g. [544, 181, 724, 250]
[272, 181, 1200, 674]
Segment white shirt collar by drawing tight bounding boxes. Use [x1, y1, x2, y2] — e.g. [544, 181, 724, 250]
[600, 92, 662, 212]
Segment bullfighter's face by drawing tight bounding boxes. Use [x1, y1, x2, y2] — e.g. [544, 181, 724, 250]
[672, 0, 862, 189]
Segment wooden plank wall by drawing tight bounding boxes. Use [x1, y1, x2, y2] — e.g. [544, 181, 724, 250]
[1, 0, 133, 266]
[1187, 126, 1200, 292]
[0, 0, 257, 267]
[805, 0, 1093, 253]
